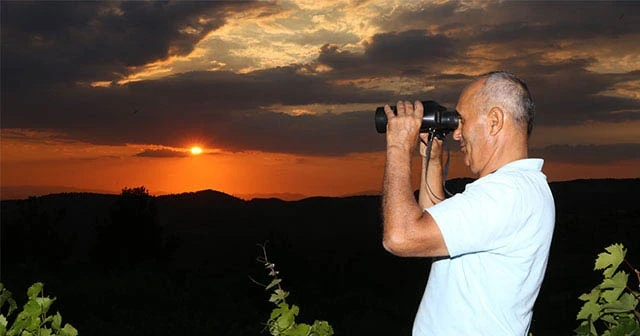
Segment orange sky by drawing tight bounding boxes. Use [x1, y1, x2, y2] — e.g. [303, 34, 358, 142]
[2, 138, 638, 200]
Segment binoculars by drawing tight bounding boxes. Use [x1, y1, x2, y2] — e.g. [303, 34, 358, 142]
[375, 100, 459, 139]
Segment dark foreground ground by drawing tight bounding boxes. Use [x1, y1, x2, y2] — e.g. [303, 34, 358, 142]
[2, 178, 639, 335]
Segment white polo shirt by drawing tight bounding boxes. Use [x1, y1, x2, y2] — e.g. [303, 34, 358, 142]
[414, 159, 555, 336]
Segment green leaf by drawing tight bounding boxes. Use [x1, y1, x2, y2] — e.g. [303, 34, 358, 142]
[7, 311, 29, 335]
[287, 323, 310, 336]
[594, 244, 626, 278]
[22, 300, 41, 317]
[266, 279, 282, 291]
[574, 321, 592, 336]
[52, 312, 62, 331]
[269, 289, 289, 304]
[25, 315, 39, 332]
[35, 297, 55, 316]
[39, 328, 52, 336]
[276, 310, 294, 330]
[601, 271, 629, 289]
[311, 320, 334, 336]
[599, 271, 628, 303]
[578, 288, 600, 302]
[577, 301, 602, 321]
[59, 324, 78, 336]
[601, 287, 625, 304]
[290, 304, 299, 317]
[0, 287, 12, 308]
[600, 313, 618, 325]
[270, 304, 287, 320]
[7, 300, 17, 318]
[606, 316, 639, 336]
[26, 284, 43, 300]
[602, 292, 638, 313]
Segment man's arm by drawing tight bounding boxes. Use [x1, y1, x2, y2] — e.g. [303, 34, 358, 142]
[381, 101, 449, 257]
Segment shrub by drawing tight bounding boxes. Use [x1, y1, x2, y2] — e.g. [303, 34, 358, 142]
[0, 282, 78, 336]
[575, 243, 640, 335]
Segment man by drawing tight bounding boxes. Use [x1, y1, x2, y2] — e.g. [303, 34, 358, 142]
[381, 71, 555, 335]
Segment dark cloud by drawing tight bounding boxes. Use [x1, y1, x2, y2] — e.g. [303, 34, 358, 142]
[364, 30, 456, 65]
[317, 44, 365, 72]
[217, 109, 382, 155]
[531, 143, 640, 165]
[135, 149, 190, 158]
[317, 30, 458, 77]
[382, 1, 639, 41]
[1, 1, 638, 158]
[0, 1, 265, 88]
[1, 67, 391, 155]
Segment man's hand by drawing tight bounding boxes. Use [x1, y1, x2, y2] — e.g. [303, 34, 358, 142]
[384, 100, 423, 153]
[419, 133, 444, 162]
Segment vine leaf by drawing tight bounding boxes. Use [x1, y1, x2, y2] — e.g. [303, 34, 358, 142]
[52, 312, 62, 331]
[594, 243, 626, 278]
[288, 323, 311, 336]
[602, 292, 638, 313]
[577, 300, 602, 320]
[312, 321, 334, 334]
[257, 243, 334, 336]
[269, 289, 289, 304]
[26, 283, 44, 300]
[578, 288, 600, 302]
[574, 320, 594, 336]
[576, 243, 639, 335]
[600, 271, 628, 303]
[266, 279, 282, 291]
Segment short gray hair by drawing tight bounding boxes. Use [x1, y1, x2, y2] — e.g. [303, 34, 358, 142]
[476, 71, 535, 136]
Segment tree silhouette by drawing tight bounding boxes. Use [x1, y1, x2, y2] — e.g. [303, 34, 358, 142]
[91, 186, 169, 269]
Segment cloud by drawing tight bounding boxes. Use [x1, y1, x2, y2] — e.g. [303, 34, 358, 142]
[531, 143, 640, 165]
[0, 1, 267, 88]
[1, 0, 638, 158]
[364, 30, 456, 66]
[135, 149, 190, 158]
[2, 65, 396, 155]
[316, 29, 459, 78]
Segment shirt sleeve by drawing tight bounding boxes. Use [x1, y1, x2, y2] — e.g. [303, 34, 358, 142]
[426, 175, 524, 258]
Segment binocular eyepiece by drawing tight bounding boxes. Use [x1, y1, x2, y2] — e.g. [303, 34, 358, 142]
[375, 100, 459, 139]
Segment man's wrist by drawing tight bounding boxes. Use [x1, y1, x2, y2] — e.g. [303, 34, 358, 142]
[387, 144, 414, 155]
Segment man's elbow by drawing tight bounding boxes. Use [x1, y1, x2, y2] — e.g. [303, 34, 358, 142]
[382, 222, 449, 258]
[382, 234, 413, 257]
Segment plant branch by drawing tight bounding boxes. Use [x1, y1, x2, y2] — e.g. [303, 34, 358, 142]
[248, 275, 267, 288]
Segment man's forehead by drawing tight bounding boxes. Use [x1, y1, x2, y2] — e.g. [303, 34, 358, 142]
[456, 78, 485, 113]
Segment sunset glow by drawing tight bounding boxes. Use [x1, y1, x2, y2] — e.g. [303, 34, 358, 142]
[190, 146, 203, 155]
[1, 1, 638, 201]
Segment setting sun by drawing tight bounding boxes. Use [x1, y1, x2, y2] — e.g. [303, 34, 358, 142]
[190, 146, 203, 155]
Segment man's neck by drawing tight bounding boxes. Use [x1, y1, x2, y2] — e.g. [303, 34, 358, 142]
[478, 138, 528, 178]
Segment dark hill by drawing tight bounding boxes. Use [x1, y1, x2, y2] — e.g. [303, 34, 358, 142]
[1, 178, 638, 335]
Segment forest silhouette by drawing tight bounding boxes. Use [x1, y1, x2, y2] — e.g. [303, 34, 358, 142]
[1, 178, 638, 335]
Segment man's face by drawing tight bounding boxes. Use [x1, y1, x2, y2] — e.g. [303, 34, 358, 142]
[453, 80, 490, 176]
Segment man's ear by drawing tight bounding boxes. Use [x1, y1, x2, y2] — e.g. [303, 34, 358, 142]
[488, 107, 504, 136]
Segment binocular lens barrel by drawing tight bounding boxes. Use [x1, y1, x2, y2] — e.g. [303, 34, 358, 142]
[375, 100, 459, 134]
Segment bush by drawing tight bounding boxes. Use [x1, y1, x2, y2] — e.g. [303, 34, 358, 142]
[575, 243, 640, 335]
[0, 282, 78, 336]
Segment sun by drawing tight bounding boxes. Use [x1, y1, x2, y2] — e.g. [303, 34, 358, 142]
[190, 146, 203, 155]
